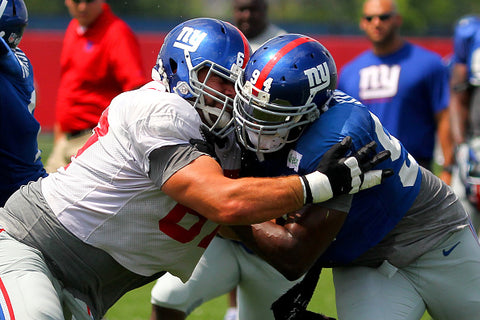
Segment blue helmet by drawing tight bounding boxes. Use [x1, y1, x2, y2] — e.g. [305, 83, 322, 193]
[0, 0, 28, 48]
[234, 34, 337, 153]
[453, 15, 480, 62]
[455, 15, 480, 40]
[152, 18, 252, 138]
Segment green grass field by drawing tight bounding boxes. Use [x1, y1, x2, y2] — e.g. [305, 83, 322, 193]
[37, 133, 432, 320]
[103, 269, 339, 320]
[103, 269, 433, 320]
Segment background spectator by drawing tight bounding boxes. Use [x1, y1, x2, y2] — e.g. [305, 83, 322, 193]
[227, 1, 286, 318]
[232, 0, 286, 51]
[44, 0, 147, 173]
[337, 0, 454, 184]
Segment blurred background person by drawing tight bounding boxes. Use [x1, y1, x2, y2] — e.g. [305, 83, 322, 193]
[222, 2, 287, 319]
[232, 0, 286, 51]
[448, 14, 480, 231]
[0, 0, 47, 206]
[337, 0, 454, 185]
[44, 0, 147, 173]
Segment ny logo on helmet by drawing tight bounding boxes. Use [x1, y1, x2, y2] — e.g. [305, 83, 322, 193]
[304, 62, 331, 92]
[173, 27, 207, 52]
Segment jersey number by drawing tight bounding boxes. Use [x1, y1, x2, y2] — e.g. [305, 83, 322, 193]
[371, 112, 418, 187]
[70, 109, 218, 248]
[158, 204, 219, 248]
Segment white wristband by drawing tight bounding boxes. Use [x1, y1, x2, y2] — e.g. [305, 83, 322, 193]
[302, 171, 333, 203]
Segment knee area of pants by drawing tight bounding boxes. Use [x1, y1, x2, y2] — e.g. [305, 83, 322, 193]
[151, 285, 194, 312]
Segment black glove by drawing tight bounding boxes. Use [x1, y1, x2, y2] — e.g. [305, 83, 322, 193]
[300, 136, 393, 204]
[271, 261, 335, 320]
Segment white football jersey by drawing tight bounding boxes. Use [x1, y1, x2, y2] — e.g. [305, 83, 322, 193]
[41, 81, 219, 281]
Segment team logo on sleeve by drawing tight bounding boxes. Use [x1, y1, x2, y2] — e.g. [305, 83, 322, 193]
[173, 27, 207, 52]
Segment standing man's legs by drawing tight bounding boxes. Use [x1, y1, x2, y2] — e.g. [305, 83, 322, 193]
[45, 131, 92, 173]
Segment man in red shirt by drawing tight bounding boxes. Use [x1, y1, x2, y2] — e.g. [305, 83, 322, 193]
[45, 0, 147, 173]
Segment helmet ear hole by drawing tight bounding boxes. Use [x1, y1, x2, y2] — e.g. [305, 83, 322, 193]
[169, 58, 177, 74]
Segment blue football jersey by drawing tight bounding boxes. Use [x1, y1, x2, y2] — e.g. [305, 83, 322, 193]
[245, 90, 422, 265]
[0, 38, 47, 206]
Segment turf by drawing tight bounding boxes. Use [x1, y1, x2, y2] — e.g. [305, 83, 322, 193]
[103, 269, 432, 319]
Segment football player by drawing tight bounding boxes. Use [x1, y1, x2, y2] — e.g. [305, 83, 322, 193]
[149, 32, 480, 320]
[0, 18, 390, 320]
[229, 34, 480, 320]
[0, 0, 47, 206]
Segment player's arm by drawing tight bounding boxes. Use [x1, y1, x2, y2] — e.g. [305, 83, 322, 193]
[161, 136, 391, 226]
[221, 203, 347, 280]
[449, 63, 471, 145]
[161, 154, 305, 225]
[436, 108, 454, 184]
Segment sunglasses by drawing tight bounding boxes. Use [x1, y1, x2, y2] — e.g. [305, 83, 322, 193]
[363, 13, 394, 22]
[72, 0, 96, 3]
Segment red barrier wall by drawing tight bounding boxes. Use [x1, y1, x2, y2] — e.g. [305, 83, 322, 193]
[20, 30, 453, 131]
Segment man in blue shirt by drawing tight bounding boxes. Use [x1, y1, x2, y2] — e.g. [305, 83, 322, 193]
[337, 0, 454, 185]
[0, 0, 47, 206]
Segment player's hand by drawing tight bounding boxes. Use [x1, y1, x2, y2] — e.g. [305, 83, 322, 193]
[350, 139, 393, 191]
[300, 136, 393, 204]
